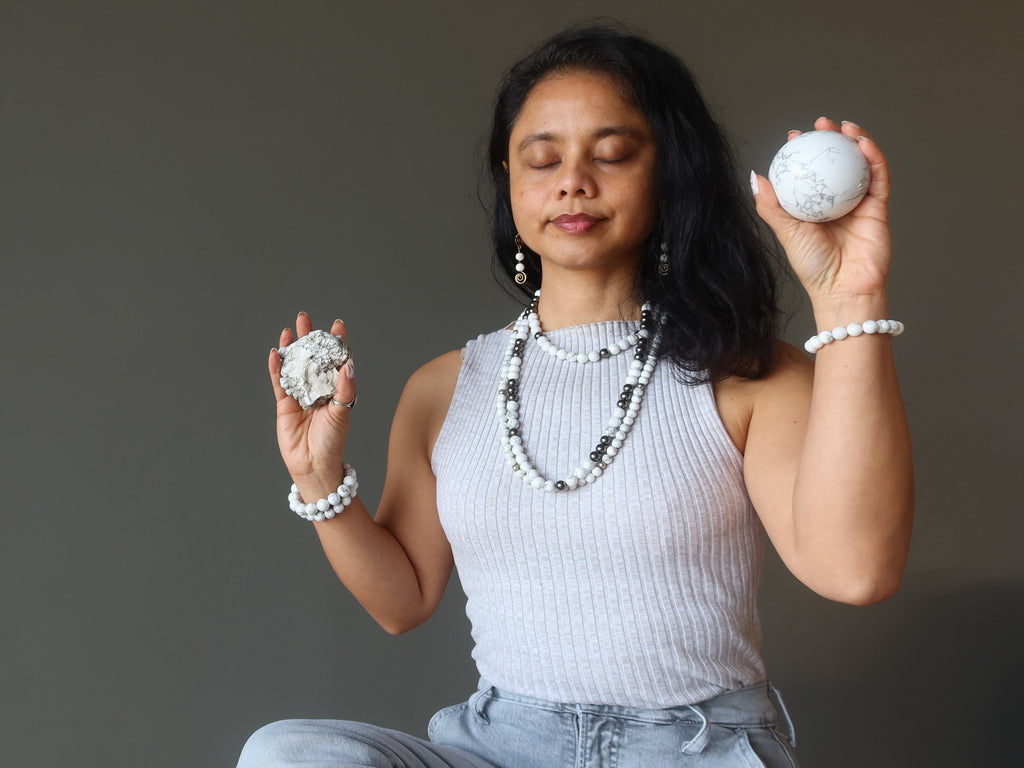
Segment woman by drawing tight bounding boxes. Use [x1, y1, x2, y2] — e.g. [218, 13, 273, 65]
[239, 24, 913, 768]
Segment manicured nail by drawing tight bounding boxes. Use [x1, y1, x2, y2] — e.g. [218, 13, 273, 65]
[749, 170, 759, 196]
[856, 134, 873, 144]
[334, 318, 344, 326]
[344, 360, 355, 378]
[841, 120, 861, 129]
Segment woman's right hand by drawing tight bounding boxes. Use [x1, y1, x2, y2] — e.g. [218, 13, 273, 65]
[268, 313, 356, 489]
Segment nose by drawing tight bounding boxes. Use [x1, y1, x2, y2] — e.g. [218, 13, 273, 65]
[557, 154, 596, 199]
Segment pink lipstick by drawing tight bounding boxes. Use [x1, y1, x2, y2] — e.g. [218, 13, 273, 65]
[552, 213, 599, 234]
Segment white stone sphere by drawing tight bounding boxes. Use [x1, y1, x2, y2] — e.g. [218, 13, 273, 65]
[768, 130, 871, 222]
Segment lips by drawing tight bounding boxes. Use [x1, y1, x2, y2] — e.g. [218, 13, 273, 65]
[552, 213, 600, 234]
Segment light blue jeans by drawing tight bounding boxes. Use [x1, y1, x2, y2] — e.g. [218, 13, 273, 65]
[237, 681, 799, 767]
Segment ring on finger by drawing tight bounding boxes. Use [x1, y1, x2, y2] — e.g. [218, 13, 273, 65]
[330, 393, 357, 409]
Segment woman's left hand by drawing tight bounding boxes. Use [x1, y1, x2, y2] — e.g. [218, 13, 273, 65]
[751, 117, 892, 302]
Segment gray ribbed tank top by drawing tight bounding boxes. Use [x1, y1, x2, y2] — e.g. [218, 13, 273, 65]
[431, 320, 766, 708]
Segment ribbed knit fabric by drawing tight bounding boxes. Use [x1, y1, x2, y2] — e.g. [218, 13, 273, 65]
[431, 320, 766, 708]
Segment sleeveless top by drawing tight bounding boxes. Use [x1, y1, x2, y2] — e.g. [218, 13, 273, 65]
[431, 320, 766, 708]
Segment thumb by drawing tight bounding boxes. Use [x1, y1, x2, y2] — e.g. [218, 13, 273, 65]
[750, 170, 801, 243]
[327, 359, 357, 418]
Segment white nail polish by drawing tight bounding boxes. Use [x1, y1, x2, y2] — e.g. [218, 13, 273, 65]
[749, 170, 759, 196]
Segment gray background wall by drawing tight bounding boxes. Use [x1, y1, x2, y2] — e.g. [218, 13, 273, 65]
[1, 1, 1020, 766]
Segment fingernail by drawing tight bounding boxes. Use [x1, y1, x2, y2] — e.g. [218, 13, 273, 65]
[344, 360, 355, 378]
[749, 170, 759, 196]
[334, 318, 344, 326]
[856, 134, 873, 144]
[842, 120, 861, 129]
[817, 115, 829, 122]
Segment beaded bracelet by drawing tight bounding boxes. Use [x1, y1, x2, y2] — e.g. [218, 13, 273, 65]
[804, 319, 904, 354]
[288, 463, 358, 522]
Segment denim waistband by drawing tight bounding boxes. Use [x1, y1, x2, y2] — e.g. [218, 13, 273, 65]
[473, 680, 796, 752]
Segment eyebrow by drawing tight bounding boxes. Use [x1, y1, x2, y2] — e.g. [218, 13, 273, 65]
[516, 126, 640, 152]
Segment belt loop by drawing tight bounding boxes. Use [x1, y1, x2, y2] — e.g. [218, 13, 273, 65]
[471, 686, 493, 724]
[767, 682, 796, 747]
[679, 705, 710, 754]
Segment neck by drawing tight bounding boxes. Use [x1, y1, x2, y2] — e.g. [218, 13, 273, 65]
[534, 272, 642, 331]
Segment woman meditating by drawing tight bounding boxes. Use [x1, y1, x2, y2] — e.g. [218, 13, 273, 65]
[238, 23, 913, 768]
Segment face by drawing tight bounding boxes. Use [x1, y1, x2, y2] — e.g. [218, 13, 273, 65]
[507, 70, 657, 278]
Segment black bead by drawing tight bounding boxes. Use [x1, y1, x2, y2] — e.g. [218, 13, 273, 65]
[599, 348, 610, 358]
[509, 428, 519, 436]
[598, 461, 607, 470]
[534, 332, 543, 339]
[590, 451, 602, 462]
[600, 436, 612, 446]
[555, 481, 567, 491]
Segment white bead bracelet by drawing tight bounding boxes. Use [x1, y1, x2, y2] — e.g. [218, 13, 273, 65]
[804, 319, 904, 354]
[288, 463, 358, 522]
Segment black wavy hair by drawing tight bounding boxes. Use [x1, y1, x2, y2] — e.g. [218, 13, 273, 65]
[486, 23, 779, 382]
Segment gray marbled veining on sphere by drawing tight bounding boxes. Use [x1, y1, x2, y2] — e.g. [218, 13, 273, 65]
[278, 330, 351, 409]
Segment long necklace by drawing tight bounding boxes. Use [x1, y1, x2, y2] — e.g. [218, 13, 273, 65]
[497, 290, 662, 491]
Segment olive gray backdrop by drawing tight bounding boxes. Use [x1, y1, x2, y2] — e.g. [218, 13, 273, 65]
[2, 1, 1020, 766]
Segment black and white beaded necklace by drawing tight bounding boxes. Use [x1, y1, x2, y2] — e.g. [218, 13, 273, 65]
[497, 290, 662, 491]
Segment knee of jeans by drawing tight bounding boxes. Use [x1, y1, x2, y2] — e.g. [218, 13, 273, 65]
[237, 719, 399, 768]
[237, 720, 307, 768]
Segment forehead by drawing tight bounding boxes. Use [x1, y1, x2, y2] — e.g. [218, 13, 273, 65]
[510, 70, 650, 144]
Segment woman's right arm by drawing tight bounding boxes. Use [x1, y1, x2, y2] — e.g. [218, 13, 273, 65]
[269, 313, 462, 635]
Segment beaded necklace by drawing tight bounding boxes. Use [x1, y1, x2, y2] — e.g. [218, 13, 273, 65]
[497, 290, 662, 491]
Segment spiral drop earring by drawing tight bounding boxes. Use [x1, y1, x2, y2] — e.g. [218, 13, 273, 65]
[514, 235, 528, 284]
[658, 242, 670, 276]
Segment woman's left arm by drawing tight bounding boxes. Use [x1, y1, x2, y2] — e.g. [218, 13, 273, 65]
[747, 117, 914, 605]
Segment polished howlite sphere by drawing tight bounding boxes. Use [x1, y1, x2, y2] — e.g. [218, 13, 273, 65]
[768, 130, 871, 222]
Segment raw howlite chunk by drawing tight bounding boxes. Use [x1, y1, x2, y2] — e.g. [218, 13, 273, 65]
[278, 330, 351, 409]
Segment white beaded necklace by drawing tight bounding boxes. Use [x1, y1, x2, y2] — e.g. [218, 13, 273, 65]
[497, 290, 662, 492]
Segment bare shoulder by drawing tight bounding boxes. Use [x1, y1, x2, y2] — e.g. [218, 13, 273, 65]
[395, 349, 464, 455]
[712, 341, 813, 454]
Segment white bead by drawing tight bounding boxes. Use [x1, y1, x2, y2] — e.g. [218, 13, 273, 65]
[290, 483, 298, 494]
[592, 466, 603, 477]
[804, 337, 824, 353]
[314, 512, 325, 522]
[530, 477, 544, 489]
[327, 492, 340, 506]
[847, 322, 863, 336]
[817, 330, 834, 345]
[316, 498, 330, 512]
[566, 477, 579, 489]
[543, 481, 555, 492]
[876, 320, 890, 333]
[573, 467, 588, 479]
[612, 438, 623, 448]
[588, 351, 600, 363]
[892, 321, 905, 335]
[831, 325, 849, 341]
[324, 508, 336, 519]
[606, 446, 617, 457]
[515, 263, 525, 272]
[623, 416, 635, 426]
[862, 320, 878, 334]
[608, 343, 621, 355]
[556, 349, 567, 359]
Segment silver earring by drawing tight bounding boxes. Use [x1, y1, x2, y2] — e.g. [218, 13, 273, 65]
[658, 242, 670, 275]
[514, 235, 527, 284]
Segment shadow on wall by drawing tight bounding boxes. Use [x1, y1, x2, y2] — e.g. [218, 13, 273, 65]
[762, 578, 1023, 767]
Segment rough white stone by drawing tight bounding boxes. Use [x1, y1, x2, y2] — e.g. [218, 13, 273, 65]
[278, 330, 351, 409]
